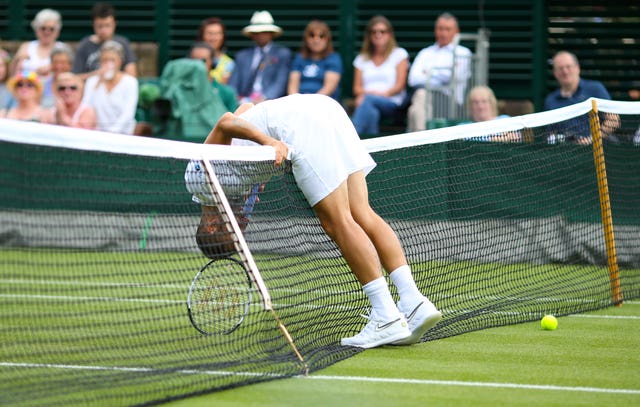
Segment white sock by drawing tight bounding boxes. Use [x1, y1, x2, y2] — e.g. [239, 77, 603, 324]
[389, 265, 423, 306]
[362, 277, 399, 322]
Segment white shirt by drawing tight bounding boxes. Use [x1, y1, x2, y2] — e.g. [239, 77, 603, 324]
[83, 74, 138, 134]
[408, 42, 472, 104]
[354, 47, 409, 105]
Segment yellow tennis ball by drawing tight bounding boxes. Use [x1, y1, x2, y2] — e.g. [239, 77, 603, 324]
[541, 315, 558, 330]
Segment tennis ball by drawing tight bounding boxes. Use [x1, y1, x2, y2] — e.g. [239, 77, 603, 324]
[540, 315, 558, 331]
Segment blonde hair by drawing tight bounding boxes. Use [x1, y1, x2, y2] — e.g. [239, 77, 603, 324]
[54, 72, 83, 93]
[466, 85, 499, 118]
[359, 15, 397, 61]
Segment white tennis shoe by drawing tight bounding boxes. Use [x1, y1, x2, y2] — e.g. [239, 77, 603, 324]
[341, 311, 411, 348]
[392, 297, 442, 345]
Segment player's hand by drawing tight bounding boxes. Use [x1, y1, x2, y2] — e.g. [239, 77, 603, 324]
[268, 140, 288, 167]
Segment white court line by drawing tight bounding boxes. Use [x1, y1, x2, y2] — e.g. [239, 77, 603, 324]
[568, 314, 640, 320]
[1, 362, 638, 395]
[303, 374, 640, 395]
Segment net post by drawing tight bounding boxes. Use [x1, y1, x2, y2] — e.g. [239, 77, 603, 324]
[589, 99, 623, 306]
[200, 159, 307, 369]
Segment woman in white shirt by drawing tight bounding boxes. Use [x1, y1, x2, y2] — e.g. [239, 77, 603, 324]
[83, 40, 138, 134]
[10, 9, 64, 81]
[351, 15, 409, 136]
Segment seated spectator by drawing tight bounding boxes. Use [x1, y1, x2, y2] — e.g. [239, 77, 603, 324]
[82, 40, 138, 134]
[189, 42, 238, 112]
[73, 2, 137, 80]
[3, 71, 52, 123]
[196, 17, 235, 84]
[407, 12, 471, 131]
[228, 10, 291, 104]
[544, 51, 619, 144]
[50, 72, 96, 129]
[41, 43, 74, 108]
[351, 15, 408, 136]
[0, 49, 14, 112]
[544, 51, 610, 110]
[459, 85, 520, 142]
[10, 8, 64, 81]
[287, 19, 342, 100]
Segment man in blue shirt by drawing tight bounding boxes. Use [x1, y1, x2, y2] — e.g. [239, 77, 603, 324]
[544, 51, 610, 110]
[544, 51, 618, 143]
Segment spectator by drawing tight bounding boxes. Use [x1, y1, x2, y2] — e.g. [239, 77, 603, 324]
[82, 40, 138, 134]
[544, 51, 619, 144]
[196, 17, 235, 84]
[544, 51, 611, 110]
[3, 71, 52, 123]
[41, 44, 74, 108]
[189, 42, 238, 112]
[407, 12, 471, 132]
[50, 72, 96, 129]
[459, 85, 520, 142]
[73, 2, 137, 80]
[10, 9, 64, 80]
[0, 49, 14, 112]
[351, 15, 408, 136]
[228, 10, 291, 104]
[287, 19, 342, 101]
[463, 86, 509, 123]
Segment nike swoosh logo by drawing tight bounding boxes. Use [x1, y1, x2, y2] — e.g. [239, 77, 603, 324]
[406, 301, 425, 322]
[375, 318, 401, 331]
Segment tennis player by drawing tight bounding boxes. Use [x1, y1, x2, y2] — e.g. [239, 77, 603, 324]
[187, 93, 441, 348]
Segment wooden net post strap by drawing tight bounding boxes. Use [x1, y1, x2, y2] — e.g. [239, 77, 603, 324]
[588, 99, 623, 306]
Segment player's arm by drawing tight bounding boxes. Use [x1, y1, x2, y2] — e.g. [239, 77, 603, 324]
[204, 112, 288, 166]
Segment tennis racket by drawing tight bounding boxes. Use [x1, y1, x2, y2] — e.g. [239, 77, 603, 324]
[187, 256, 252, 335]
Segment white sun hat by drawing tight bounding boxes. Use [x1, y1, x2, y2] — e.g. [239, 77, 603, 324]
[242, 11, 283, 37]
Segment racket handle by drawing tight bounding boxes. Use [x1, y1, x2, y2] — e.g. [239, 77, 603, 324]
[243, 184, 261, 217]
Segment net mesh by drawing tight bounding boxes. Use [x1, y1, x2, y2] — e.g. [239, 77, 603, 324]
[1, 98, 639, 405]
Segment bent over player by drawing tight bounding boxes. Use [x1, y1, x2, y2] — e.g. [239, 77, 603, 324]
[186, 94, 441, 348]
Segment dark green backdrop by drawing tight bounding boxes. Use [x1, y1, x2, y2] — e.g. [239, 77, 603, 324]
[1, 1, 638, 109]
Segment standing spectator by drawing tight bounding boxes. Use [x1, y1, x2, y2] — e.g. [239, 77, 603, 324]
[196, 17, 235, 85]
[73, 2, 137, 80]
[287, 19, 342, 101]
[189, 42, 238, 112]
[10, 9, 64, 80]
[228, 10, 291, 104]
[50, 72, 96, 129]
[3, 71, 52, 123]
[41, 44, 74, 108]
[544, 51, 610, 110]
[82, 41, 138, 134]
[0, 49, 14, 112]
[407, 12, 471, 132]
[350, 15, 408, 137]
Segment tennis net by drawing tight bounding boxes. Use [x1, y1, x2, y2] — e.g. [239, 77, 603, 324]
[1, 98, 639, 405]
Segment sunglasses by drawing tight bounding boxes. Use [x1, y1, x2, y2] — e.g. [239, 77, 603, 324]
[58, 85, 79, 92]
[307, 32, 327, 39]
[16, 81, 36, 88]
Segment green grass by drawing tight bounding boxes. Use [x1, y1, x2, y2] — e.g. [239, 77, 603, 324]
[167, 304, 640, 407]
[1, 248, 638, 406]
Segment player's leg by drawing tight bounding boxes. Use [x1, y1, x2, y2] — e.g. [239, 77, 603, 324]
[312, 180, 410, 348]
[346, 171, 442, 344]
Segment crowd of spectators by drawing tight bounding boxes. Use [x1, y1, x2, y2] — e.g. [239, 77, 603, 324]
[0, 6, 622, 141]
